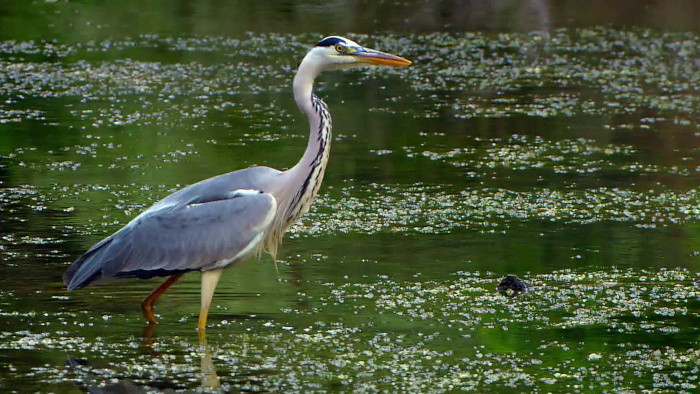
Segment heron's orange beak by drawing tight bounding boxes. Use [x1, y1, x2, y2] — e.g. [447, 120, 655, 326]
[350, 47, 411, 66]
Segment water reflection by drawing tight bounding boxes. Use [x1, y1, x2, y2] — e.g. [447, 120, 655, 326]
[199, 340, 221, 390]
[396, 0, 552, 32]
[1, 0, 697, 43]
[66, 340, 221, 392]
[143, 320, 218, 390]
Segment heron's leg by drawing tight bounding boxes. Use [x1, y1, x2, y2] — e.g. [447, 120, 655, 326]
[141, 273, 184, 324]
[198, 268, 224, 336]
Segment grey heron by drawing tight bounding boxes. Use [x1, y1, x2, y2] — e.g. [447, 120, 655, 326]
[63, 36, 411, 334]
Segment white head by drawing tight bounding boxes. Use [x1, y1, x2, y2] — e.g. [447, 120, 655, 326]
[299, 36, 411, 74]
[293, 36, 411, 110]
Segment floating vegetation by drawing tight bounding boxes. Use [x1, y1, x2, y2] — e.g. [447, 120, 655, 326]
[0, 268, 697, 391]
[0, 28, 696, 128]
[297, 183, 699, 235]
[402, 134, 697, 178]
[0, 17, 697, 394]
[371, 28, 699, 122]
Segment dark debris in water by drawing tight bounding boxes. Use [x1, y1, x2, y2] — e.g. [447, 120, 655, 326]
[497, 274, 532, 296]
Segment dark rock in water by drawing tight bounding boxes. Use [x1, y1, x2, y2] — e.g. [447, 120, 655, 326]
[497, 274, 532, 296]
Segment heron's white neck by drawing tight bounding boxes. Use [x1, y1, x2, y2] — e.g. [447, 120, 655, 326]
[269, 53, 332, 243]
[292, 56, 327, 169]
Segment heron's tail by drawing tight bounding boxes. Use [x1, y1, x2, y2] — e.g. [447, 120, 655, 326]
[63, 236, 122, 290]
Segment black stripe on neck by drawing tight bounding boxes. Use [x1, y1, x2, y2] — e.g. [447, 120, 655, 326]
[284, 95, 332, 223]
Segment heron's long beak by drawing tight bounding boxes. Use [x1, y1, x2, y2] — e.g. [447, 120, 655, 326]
[350, 47, 411, 66]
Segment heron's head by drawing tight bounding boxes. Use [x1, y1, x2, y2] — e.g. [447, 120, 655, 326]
[304, 36, 411, 71]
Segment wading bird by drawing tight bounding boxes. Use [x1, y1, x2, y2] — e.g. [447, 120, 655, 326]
[63, 36, 411, 334]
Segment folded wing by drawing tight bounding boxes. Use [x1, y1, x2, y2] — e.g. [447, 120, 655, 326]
[64, 190, 276, 290]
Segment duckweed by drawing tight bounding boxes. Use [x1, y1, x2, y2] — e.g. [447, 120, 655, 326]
[0, 12, 697, 394]
[0, 268, 697, 391]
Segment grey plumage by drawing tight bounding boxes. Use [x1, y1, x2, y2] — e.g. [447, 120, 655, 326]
[64, 168, 279, 290]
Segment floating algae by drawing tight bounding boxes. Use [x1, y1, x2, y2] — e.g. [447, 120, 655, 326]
[0, 19, 697, 394]
[0, 268, 697, 391]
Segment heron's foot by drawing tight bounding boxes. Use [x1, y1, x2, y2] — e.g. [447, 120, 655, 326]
[142, 323, 157, 347]
[141, 299, 158, 325]
[198, 328, 207, 344]
[197, 308, 209, 343]
[141, 273, 185, 325]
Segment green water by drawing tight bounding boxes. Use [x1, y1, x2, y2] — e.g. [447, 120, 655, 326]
[0, 1, 698, 392]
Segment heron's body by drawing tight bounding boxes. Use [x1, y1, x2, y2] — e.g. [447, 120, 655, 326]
[63, 36, 410, 334]
[64, 93, 329, 287]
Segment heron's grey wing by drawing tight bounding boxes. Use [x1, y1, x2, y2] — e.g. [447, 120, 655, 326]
[149, 166, 282, 211]
[65, 190, 276, 289]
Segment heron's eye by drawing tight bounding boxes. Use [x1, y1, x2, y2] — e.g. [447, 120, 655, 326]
[335, 44, 344, 53]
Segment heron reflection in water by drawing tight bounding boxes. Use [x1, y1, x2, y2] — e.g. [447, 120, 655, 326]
[67, 341, 221, 390]
[63, 36, 411, 335]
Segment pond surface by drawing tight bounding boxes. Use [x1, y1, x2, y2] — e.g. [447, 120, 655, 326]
[0, 1, 698, 392]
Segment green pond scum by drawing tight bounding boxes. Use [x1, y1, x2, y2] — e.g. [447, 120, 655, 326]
[0, 0, 698, 392]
